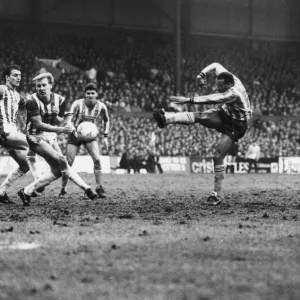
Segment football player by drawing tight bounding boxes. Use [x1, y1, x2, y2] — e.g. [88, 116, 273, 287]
[153, 62, 252, 205]
[59, 83, 109, 199]
[0, 65, 40, 204]
[17, 73, 98, 206]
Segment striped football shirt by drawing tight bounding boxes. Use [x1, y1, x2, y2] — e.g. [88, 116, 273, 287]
[67, 99, 108, 128]
[221, 75, 252, 121]
[0, 84, 25, 131]
[26, 92, 65, 135]
[196, 75, 252, 121]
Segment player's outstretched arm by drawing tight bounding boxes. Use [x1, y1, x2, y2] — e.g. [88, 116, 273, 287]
[170, 89, 236, 105]
[30, 115, 74, 134]
[169, 96, 190, 104]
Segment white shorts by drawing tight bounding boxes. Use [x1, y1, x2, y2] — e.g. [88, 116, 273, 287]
[40, 132, 58, 146]
[3, 123, 18, 133]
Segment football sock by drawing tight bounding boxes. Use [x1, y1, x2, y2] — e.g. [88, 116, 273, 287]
[24, 171, 58, 196]
[26, 155, 40, 180]
[0, 167, 25, 195]
[68, 167, 90, 191]
[165, 112, 195, 125]
[61, 169, 69, 191]
[214, 165, 225, 195]
[94, 169, 101, 186]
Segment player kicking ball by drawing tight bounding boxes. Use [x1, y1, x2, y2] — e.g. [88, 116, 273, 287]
[18, 73, 98, 206]
[59, 83, 109, 199]
[153, 62, 252, 205]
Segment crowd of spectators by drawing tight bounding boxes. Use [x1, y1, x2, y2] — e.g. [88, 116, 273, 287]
[1, 20, 300, 158]
[12, 110, 300, 159]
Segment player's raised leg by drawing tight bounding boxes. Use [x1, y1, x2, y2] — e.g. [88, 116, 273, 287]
[85, 140, 106, 198]
[18, 138, 97, 206]
[154, 108, 235, 205]
[153, 108, 223, 130]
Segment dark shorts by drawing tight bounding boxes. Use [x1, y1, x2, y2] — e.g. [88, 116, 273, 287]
[217, 109, 248, 141]
[67, 134, 97, 147]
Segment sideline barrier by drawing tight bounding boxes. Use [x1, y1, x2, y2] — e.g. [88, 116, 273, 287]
[190, 156, 279, 174]
[111, 156, 190, 174]
[159, 156, 189, 173]
[2, 155, 298, 175]
[0, 155, 111, 175]
[278, 157, 300, 174]
[0, 155, 189, 175]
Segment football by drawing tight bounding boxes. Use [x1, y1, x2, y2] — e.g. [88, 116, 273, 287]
[76, 121, 99, 142]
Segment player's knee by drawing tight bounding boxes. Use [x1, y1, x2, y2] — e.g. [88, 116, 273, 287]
[51, 169, 61, 178]
[20, 164, 30, 174]
[58, 154, 68, 170]
[213, 149, 224, 165]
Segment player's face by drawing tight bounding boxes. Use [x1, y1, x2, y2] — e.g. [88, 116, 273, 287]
[36, 78, 52, 98]
[6, 69, 21, 88]
[217, 79, 230, 93]
[85, 90, 98, 107]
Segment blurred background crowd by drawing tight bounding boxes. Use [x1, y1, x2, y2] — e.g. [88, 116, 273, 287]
[1, 20, 300, 159]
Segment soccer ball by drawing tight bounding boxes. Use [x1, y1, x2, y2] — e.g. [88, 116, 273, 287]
[76, 122, 98, 142]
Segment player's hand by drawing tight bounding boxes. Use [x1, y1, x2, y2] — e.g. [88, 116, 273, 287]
[196, 73, 207, 88]
[63, 124, 75, 134]
[103, 137, 109, 150]
[169, 96, 190, 104]
[0, 132, 9, 145]
[52, 106, 59, 115]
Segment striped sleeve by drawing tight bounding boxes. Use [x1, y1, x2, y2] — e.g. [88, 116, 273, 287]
[69, 100, 79, 115]
[203, 89, 237, 104]
[100, 103, 109, 122]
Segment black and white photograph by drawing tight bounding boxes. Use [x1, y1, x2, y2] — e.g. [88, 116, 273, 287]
[0, 0, 300, 299]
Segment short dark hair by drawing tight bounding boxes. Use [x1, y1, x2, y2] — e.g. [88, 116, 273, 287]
[2, 64, 21, 81]
[217, 72, 234, 85]
[85, 83, 97, 92]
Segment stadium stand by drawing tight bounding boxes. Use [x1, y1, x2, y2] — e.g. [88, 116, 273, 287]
[1, 21, 300, 158]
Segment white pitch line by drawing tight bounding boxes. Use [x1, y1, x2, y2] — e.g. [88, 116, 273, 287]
[0, 242, 41, 250]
